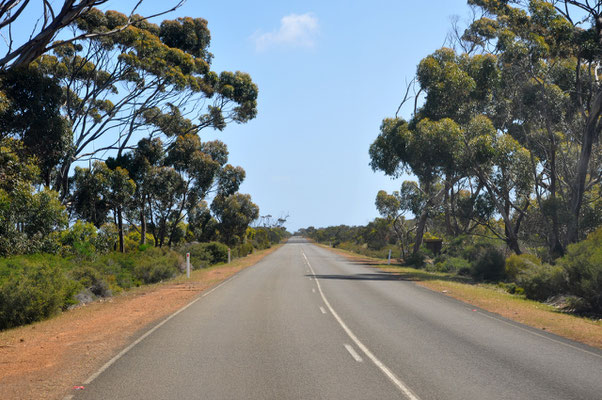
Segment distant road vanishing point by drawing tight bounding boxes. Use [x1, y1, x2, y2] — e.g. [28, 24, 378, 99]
[72, 237, 602, 400]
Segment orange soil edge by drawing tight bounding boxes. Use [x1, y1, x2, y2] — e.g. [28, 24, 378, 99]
[320, 244, 602, 350]
[0, 245, 281, 400]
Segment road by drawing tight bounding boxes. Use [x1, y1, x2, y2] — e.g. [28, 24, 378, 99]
[72, 237, 602, 400]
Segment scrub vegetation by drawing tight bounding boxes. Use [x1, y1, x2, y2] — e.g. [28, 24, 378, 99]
[0, 2, 290, 330]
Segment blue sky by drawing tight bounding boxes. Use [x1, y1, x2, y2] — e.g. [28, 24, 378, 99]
[15, 0, 471, 231]
[175, 0, 471, 232]
[165, 0, 471, 231]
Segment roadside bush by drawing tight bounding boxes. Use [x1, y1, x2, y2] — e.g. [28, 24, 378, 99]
[0, 259, 76, 330]
[180, 242, 229, 268]
[516, 263, 565, 301]
[233, 242, 253, 258]
[436, 256, 471, 274]
[132, 247, 182, 284]
[469, 244, 506, 281]
[405, 251, 426, 268]
[69, 266, 111, 297]
[559, 227, 602, 313]
[505, 254, 542, 282]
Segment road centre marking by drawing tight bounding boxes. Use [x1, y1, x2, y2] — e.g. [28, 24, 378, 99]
[302, 250, 421, 400]
[320, 306, 327, 314]
[345, 344, 364, 362]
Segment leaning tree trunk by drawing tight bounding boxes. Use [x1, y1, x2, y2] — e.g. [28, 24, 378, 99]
[413, 209, 429, 255]
[568, 91, 602, 243]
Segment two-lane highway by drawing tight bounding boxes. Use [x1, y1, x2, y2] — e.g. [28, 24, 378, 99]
[72, 238, 602, 399]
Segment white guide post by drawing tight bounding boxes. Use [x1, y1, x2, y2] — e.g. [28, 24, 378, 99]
[186, 253, 190, 278]
[388, 249, 392, 265]
[228, 248, 231, 264]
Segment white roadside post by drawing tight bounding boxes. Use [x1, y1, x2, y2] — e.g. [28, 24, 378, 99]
[228, 248, 231, 264]
[388, 249, 392, 265]
[186, 253, 190, 278]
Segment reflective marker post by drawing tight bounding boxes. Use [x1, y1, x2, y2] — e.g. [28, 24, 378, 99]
[228, 248, 231, 264]
[388, 249, 392, 265]
[186, 253, 190, 278]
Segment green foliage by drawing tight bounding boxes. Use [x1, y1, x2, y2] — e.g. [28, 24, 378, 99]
[0, 256, 75, 330]
[212, 193, 259, 246]
[69, 266, 110, 297]
[559, 227, 602, 313]
[505, 253, 542, 282]
[436, 257, 471, 274]
[405, 251, 426, 268]
[232, 242, 254, 258]
[516, 263, 565, 302]
[468, 244, 506, 281]
[180, 242, 229, 268]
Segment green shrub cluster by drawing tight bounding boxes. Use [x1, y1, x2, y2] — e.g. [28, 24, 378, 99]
[179, 242, 229, 269]
[0, 247, 183, 330]
[559, 228, 602, 313]
[0, 256, 79, 330]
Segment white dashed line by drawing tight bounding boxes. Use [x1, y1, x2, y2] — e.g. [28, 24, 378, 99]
[302, 250, 420, 400]
[345, 344, 363, 362]
[319, 306, 327, 314]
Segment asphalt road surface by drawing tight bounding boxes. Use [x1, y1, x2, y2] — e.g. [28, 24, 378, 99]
[72, 237, 602, 400]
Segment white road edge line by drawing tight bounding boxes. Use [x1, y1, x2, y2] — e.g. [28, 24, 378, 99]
[319, 306, 327, 314]
[82, 275, 237, 385]
[302, 250, 421, 400]
[345, 344, 364, 362]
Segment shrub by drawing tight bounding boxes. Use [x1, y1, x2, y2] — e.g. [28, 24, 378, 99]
[70, 266, 111, 297]
[405, 251, 426, 268]
[437, 256, 471, 273]
[233, 242, 253, 258]
[516, 263, 565, 301]
[0, 260, 74, 330]
[559, 227, 602, 313]
[132, 247, 182, 284]
[180, 242, 229, 268]
[469, 244, 505, 281]
[505, 253, 542, 282]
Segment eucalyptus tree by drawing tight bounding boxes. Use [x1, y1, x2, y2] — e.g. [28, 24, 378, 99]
[458, 0, 602, 252]
[211, 193, 259, 246]
[0, 0, 183, 70]
[34, 8, 257, 197]
[71, 161, 135, 252]
[371, 47, 533, 254]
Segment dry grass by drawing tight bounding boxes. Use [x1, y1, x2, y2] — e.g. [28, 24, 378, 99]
[0, 245, 282, 400]
[321, 244, 602, 350]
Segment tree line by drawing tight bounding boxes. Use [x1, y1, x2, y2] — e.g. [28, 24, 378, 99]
[0, 1, 268, 256]
[370, 0, 601, 261]
[300, 0, 602, 315]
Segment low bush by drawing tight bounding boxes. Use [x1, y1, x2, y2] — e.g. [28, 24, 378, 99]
[516, 263, 565, 302]
[69, 266, 111, 297]
[233, 242, 253, 258]
[132, 247, 182, 284]
[559, 227, 602, 313]
[180, 242, 229, 268]
[405, 251, 426, 268]
[469, 244, 506, 281]
[436, 256, 471, 274]
[505, 253, 542, 282]
[0, 258, 77, 330]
